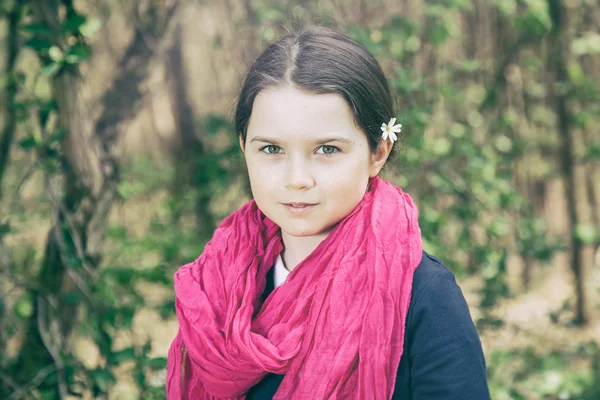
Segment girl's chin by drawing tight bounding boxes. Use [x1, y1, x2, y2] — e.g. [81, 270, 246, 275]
[280, 227, 323, 237]
[277, 222, 337, 238]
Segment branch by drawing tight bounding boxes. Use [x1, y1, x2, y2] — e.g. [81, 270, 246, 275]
[6, 364, 63, 400]
[35, 297, 67, 400]
[94, 0, 180, 145]
[44, 175, 97, 280]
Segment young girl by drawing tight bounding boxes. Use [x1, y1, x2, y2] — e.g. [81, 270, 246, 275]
[166, 26, 490, 399]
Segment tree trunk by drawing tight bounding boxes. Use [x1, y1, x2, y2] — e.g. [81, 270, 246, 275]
[167, 24, 216, 238]
[548, 0, 588, 325]
[0, 8, 21, 393]
[0, 4, 21, 200]
[10, 2, 117, 395]
[10, 1, 180, 396]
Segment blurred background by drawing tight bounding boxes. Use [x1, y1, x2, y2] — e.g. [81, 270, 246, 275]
[0, 0, 599, 399]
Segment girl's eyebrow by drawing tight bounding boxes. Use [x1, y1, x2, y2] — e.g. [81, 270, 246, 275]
[249, 136, 281, 144]
[314, 137, 354, 145]
[249, 136, 354, 145]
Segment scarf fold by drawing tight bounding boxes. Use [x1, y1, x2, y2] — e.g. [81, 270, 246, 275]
[166, 176, 423, 399]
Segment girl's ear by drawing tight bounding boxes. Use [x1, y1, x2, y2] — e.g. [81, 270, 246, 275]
[239, 135, 245, 155]
[369, 140, 393, 178]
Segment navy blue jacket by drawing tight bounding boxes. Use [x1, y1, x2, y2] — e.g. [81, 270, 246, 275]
[247, 251, 491, 399]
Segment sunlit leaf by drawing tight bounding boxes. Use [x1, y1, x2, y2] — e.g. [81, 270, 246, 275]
[13, 295, 34, 319]
[40, 62, 62, 77]
[79, 17, 102, 37]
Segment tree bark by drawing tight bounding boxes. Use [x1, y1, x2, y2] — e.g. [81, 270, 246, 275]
[10, 2, 116, 396]
[548, 0, 588, 325]
[0, 8, 21, 393]
[0, 4, 21, 200]
[10, 1, 180, 396]
[94, 1, 179, 144]
[167, 24, 215, 238]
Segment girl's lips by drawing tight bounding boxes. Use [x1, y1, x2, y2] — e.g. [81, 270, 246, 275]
[282, 203, 318, 214]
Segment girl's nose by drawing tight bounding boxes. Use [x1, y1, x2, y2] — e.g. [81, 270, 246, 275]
[284, 157, 315, 191]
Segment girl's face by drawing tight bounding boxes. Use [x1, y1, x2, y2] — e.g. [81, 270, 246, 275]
[241, 86, 390, 238]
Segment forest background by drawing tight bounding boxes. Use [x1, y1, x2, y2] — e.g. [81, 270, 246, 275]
[0, 0, 599, 399]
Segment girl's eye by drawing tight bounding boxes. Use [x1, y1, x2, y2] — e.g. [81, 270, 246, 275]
[316, 145, 339, 155]
[261, 145, 282, 155]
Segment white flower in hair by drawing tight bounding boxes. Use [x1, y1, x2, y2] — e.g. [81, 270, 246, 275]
[381, 118, 402, 144]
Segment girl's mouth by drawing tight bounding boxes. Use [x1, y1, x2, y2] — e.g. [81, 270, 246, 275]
[282, 203, 318, 213]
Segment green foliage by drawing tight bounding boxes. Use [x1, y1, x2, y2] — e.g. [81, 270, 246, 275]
[343, 6, 580, 334]
[3, 155, 204, 397]
[21, 6, 97, 78]
[487, 342, 600, 399]
[2, 0, 598, 398]
[574, 224, 600, 245]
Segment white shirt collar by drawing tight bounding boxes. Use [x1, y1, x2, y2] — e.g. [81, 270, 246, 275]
[273, 253, 290, 288]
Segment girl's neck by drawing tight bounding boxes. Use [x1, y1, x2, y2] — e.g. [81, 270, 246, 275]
[280, 229, 331, 272]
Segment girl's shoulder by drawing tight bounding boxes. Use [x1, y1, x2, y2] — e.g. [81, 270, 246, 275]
[407, 250, 476, 332]
[406, 250, 479, 338]
[410, 251, 457, 298]
[401, 251, 491, 399]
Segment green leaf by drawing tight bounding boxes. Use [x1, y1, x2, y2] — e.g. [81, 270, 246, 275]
[49, 128, 68, 142]
[117, 307, 136, 329]
[102, 267, 139, 285]
[571, 33, 600, 56]
[388, 15, 417, 37]
[79, 17, 102, 37]
[48, 46, 63, 62]
[584, 144, 600, 161]
[109, 347, 136, 366]
[158, 299, 176, 319]
[62, 12, 86, 35]
[429, 23, 449, 46]
[40, 62, 62, 77]
[147, 357, 168, 370]
[514, 0, 552, 37]
[389, 38, 404, 57]
[494, 135, 513, 153]
[489, 218, 510, 238]
[0, 220, 10, 236]
[200, 114, 232, 135]
[13, 295, 34, 319]
[18, 137, 38, 149]
[13, 72, 27, 85]
[431, 137, 452, 155]
[39, 100, 58, 127]
[523, 0, 552, 30]
[449, 123, 466, 138]
[139, 266, 169, 283]
[457, 60, 479, 73]
[21, 23, 53, 37]
[567, 62, 585, 86]
[574, 224, 598, 244]
[134, 366, 146, 387]
[90, 368, 116, 393]
[477, 316, 505, 330]
[494, 0, 517, 16]
[405, 35, 421, 52]
[64, 43, 92, 64]
[107, 225, 128, 240]
[40, 388, 60, 400]
[41, 158, 60, 174]
[62, 291, 82, 305]
[25, 37, 53, 52]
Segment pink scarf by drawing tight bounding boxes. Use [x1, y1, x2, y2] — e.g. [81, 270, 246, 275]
[166, 176, 423, 399]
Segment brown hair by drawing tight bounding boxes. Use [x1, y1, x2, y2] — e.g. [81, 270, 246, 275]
[234, 26, 397, 154]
